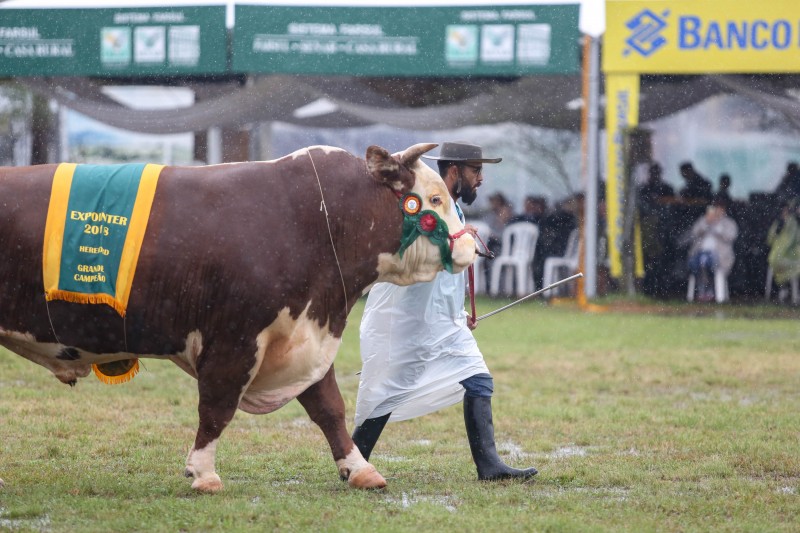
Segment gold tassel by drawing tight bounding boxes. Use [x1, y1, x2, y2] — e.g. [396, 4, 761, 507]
[45, 290, 127, 317]
[92, 359, 140, 385]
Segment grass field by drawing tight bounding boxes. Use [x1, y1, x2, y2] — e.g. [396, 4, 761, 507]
[1, 296, 799, 532]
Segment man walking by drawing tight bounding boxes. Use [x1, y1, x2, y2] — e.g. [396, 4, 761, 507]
[352, 141, 537, 481]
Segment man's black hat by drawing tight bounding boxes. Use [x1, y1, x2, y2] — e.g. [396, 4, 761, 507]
[422, 141, 502, 164]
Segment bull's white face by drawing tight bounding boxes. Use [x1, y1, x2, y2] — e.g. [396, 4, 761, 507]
[375, 146, 476, 285]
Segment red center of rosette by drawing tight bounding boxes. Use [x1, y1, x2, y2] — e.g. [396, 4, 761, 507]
[419, 213, 437, 232]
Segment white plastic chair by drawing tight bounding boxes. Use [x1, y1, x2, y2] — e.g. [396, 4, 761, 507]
[687, 270, 729, 303]
[489, 222, 539, 298]
[542, 228, 580, 297]
[765, 266, 800, 304]
[467, 220, 491, 295]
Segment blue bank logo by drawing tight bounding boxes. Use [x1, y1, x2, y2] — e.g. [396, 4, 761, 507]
[624, 9, 669, 57]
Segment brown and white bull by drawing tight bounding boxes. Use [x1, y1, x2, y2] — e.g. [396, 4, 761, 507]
[0, 143, 476, 492]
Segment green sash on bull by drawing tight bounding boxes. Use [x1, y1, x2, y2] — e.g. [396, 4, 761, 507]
[43, 163, 163, 384]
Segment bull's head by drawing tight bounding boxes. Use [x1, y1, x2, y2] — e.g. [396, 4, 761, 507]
[367, 143, 477, 285]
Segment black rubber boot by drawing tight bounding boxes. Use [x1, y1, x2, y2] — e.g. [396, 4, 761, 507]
[463, 396, 538, 481]
[351, 412, 391, 462]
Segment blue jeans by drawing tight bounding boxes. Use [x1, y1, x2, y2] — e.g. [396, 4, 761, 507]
[688, 251, 717, 296]
[688, 251, 717, 276]
[460, 373, 494, 398]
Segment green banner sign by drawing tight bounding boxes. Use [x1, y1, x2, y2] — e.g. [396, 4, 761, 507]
[0, 6, 227, 76]
[232, 4, 580, 76]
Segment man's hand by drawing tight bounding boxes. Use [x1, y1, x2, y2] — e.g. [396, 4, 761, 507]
[467, 316, 478, 330]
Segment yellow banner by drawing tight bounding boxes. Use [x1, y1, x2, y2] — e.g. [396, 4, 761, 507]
[605, 73, 640, 278]
[604, 0, 800, 74]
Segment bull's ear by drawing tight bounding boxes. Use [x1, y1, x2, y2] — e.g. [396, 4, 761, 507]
[366, 145, 415, 194]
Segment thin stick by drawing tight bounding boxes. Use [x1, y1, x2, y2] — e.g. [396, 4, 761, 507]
[477, 273, 584, 321]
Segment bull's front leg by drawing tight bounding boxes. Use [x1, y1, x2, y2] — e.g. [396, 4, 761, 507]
[296, 364, 386, 489]
[185, 345, 255, 493]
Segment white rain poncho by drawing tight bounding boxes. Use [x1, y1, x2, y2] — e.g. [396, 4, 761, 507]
[354, 210, 489, 425]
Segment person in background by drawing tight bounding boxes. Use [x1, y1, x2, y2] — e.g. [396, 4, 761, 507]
[766, 199, 800, 301]
[675, 162, 715, 261]
[485, 191, 513, 258]
[509, 195, 548, 225]
[678, 161, 714, 205]
[638, 162, 675, 297]
[534, 195, 578, 291]
[687, 195, 739, 302]
[774, 162, 800, 200]
[717, 173, 733, 205]
[351, 141, 538, 481]
[639, 162, 675, 210]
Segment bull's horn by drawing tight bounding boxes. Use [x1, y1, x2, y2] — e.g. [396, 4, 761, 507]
[397, 143, 438, 166]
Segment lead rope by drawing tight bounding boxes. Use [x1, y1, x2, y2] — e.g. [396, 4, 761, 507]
[467, 229, 493, 324]
[468, 265, 477, 323]
[307, 148, 349, 323]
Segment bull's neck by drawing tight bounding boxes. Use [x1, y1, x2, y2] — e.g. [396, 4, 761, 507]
[318, 181, 403, 335]
[343, 185, 403, 290]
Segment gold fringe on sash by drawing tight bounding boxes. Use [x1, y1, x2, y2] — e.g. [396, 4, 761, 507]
[92, 359, 140, 385]
[44, 290, 128, 317]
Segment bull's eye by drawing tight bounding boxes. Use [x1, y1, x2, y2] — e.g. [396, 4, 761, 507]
[430, 195, 443, 207]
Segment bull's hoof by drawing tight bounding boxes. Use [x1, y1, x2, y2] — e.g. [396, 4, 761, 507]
[347, 464, 387, 490]
[191, 474, 223, 493]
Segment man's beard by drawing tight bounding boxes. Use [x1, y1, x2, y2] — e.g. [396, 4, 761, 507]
[453, 172, 478, 205]
[459, 184, 478, 205]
